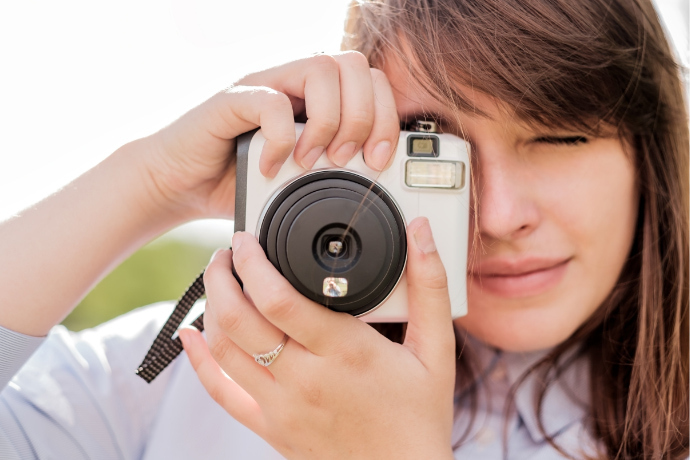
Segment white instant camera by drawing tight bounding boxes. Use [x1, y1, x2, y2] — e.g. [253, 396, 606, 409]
[234, 122, 470, 322]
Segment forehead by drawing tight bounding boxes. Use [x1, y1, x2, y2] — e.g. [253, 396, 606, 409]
[381, 52, 507, 128]
[380, 52, 613, 138]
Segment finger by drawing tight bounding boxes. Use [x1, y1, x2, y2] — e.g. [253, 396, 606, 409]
[295, 55, 342, 168]
[240, 55, 342, 170]
[179, 326, 268, 437]
[206, 86, 297, 178]
[325, 51, 375, 168]
[202, 303, 276, 395]
[231, 232, 355, 356]
[402, 217, 455, 368]
[361, 68, 400, 171]
[204, 249, 305, 376]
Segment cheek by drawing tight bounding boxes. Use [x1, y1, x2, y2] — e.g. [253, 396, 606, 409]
[545, 149, 637, 257]
[458, 140, 638, 352]
[552, 140, 638, 269]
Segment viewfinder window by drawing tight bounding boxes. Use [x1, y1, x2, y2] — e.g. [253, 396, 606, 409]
[407, 135, 439, 157]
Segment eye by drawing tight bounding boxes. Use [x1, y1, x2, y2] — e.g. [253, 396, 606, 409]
[533, 135, 588, 145]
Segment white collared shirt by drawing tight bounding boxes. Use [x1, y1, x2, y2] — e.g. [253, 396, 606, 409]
[0, 302, 600, 459]
[451, 335, 598, 459]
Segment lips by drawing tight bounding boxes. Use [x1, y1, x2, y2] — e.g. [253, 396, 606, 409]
[470, 257, 571, 298]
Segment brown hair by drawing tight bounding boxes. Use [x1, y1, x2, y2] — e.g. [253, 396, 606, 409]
[344, 0, 689, 458]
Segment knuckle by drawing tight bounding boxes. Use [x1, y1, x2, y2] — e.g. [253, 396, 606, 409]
[220, 84, 254, 99]
[341, 348, 373, 372]
[310, 116, 340, 136]
[260, 88, 292, 110]
[261, 286, 299, 321]
[234, 71, 261, 86]
[426, 268, 449, 292]
[216, 305, 246, 336]
[369, 67, 387, 81]
[343, 109, 375, 132]
[220, 84, 241, 95]
[208, 334, 232, 363]
[338, 50, 370, 69]
[296, 378, 323, 409]
[308, 54, 339, 75]
[411, 263, 449, 292]
[334, 337, 374, 372]
[268, 137, 297, 154]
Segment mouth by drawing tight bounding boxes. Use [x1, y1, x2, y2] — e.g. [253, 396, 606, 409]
[470, 257, 571, 298]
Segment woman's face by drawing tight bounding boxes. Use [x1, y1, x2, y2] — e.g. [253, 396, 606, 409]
[383, 58, 639, 352]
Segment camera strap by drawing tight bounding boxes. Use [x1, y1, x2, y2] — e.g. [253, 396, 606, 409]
[135, 271, 206, 383]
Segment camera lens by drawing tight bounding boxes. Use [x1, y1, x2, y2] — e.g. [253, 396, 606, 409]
[258, 171, 406, 316]
[324, 236, 346, 258]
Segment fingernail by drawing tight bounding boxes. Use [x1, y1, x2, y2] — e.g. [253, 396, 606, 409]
[332, 141, 357, 167]
[301, 146, 325, 169]
[232, 232, 245, 252]
[369, 141, 391, 171]
[209, 248, 224, 264]
[178, 326, 199, 348]
[267, 161, 284, 178]
[413, 218, 437, 254]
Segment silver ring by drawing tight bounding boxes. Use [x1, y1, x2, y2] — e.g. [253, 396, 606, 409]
[253, 334, 288, 367]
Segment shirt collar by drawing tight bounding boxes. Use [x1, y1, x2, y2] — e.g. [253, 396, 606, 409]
[466, 335, 590, 444]
[503, 346, 590, 443]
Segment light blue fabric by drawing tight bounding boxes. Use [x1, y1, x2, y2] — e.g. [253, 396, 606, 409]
[451, 335, 597, 459]
[0, 302, 601, 459]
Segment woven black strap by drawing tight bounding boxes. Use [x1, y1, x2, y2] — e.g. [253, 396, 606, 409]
[135, 271, 206, 383]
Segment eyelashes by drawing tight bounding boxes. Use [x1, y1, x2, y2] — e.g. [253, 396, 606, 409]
[534, 135, 588, 145]
[400, 118, 590, 148]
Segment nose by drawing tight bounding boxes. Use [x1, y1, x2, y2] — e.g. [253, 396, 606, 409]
[472, 144, 540, 242]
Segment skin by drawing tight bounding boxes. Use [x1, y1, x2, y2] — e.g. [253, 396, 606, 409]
[0, 52, 454, 458]
[0, 47, 638, 458]
[381, 57, 639, 352]
[180, 52, 637, 456]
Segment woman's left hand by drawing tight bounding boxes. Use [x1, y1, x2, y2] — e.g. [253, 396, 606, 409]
[179, 217, 456, 460]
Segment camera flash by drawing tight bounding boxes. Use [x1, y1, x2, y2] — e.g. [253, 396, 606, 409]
[323, 277, 348, 297]
[405, 160, 465, 189]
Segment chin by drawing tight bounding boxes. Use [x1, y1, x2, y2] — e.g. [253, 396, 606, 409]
[453, 301, 589, 353]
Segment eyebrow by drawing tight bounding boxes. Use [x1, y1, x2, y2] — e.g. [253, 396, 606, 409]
[401, 111, 446, 123]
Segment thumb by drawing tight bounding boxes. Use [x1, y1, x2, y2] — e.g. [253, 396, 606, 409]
[403, 217, 455, 366]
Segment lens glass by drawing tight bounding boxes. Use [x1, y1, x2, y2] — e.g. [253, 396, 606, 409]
[258, 171, 406, 316]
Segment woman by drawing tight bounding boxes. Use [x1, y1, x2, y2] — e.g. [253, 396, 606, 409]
[0, 0, 687, 458]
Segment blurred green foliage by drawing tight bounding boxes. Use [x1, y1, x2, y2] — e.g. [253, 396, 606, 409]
[61, 238, 218, 331]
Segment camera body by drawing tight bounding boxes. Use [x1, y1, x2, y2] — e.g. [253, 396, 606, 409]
[234, 123, 470, 322]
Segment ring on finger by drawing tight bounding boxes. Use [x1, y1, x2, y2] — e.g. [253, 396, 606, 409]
[253, 334, 289, 367]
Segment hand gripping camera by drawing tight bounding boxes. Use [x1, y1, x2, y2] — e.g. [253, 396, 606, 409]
[234, 122, 470, 322]
[136, 122, 471, 383]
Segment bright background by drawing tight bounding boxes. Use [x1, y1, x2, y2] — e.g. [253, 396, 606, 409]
[1, 0, 687, 330]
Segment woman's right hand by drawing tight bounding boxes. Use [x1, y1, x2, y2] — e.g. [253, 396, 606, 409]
[141, 51, 401, 221]
[0, 51, 401, 337]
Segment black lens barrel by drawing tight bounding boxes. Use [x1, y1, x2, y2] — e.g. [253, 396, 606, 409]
[259, 171, 406, 316]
